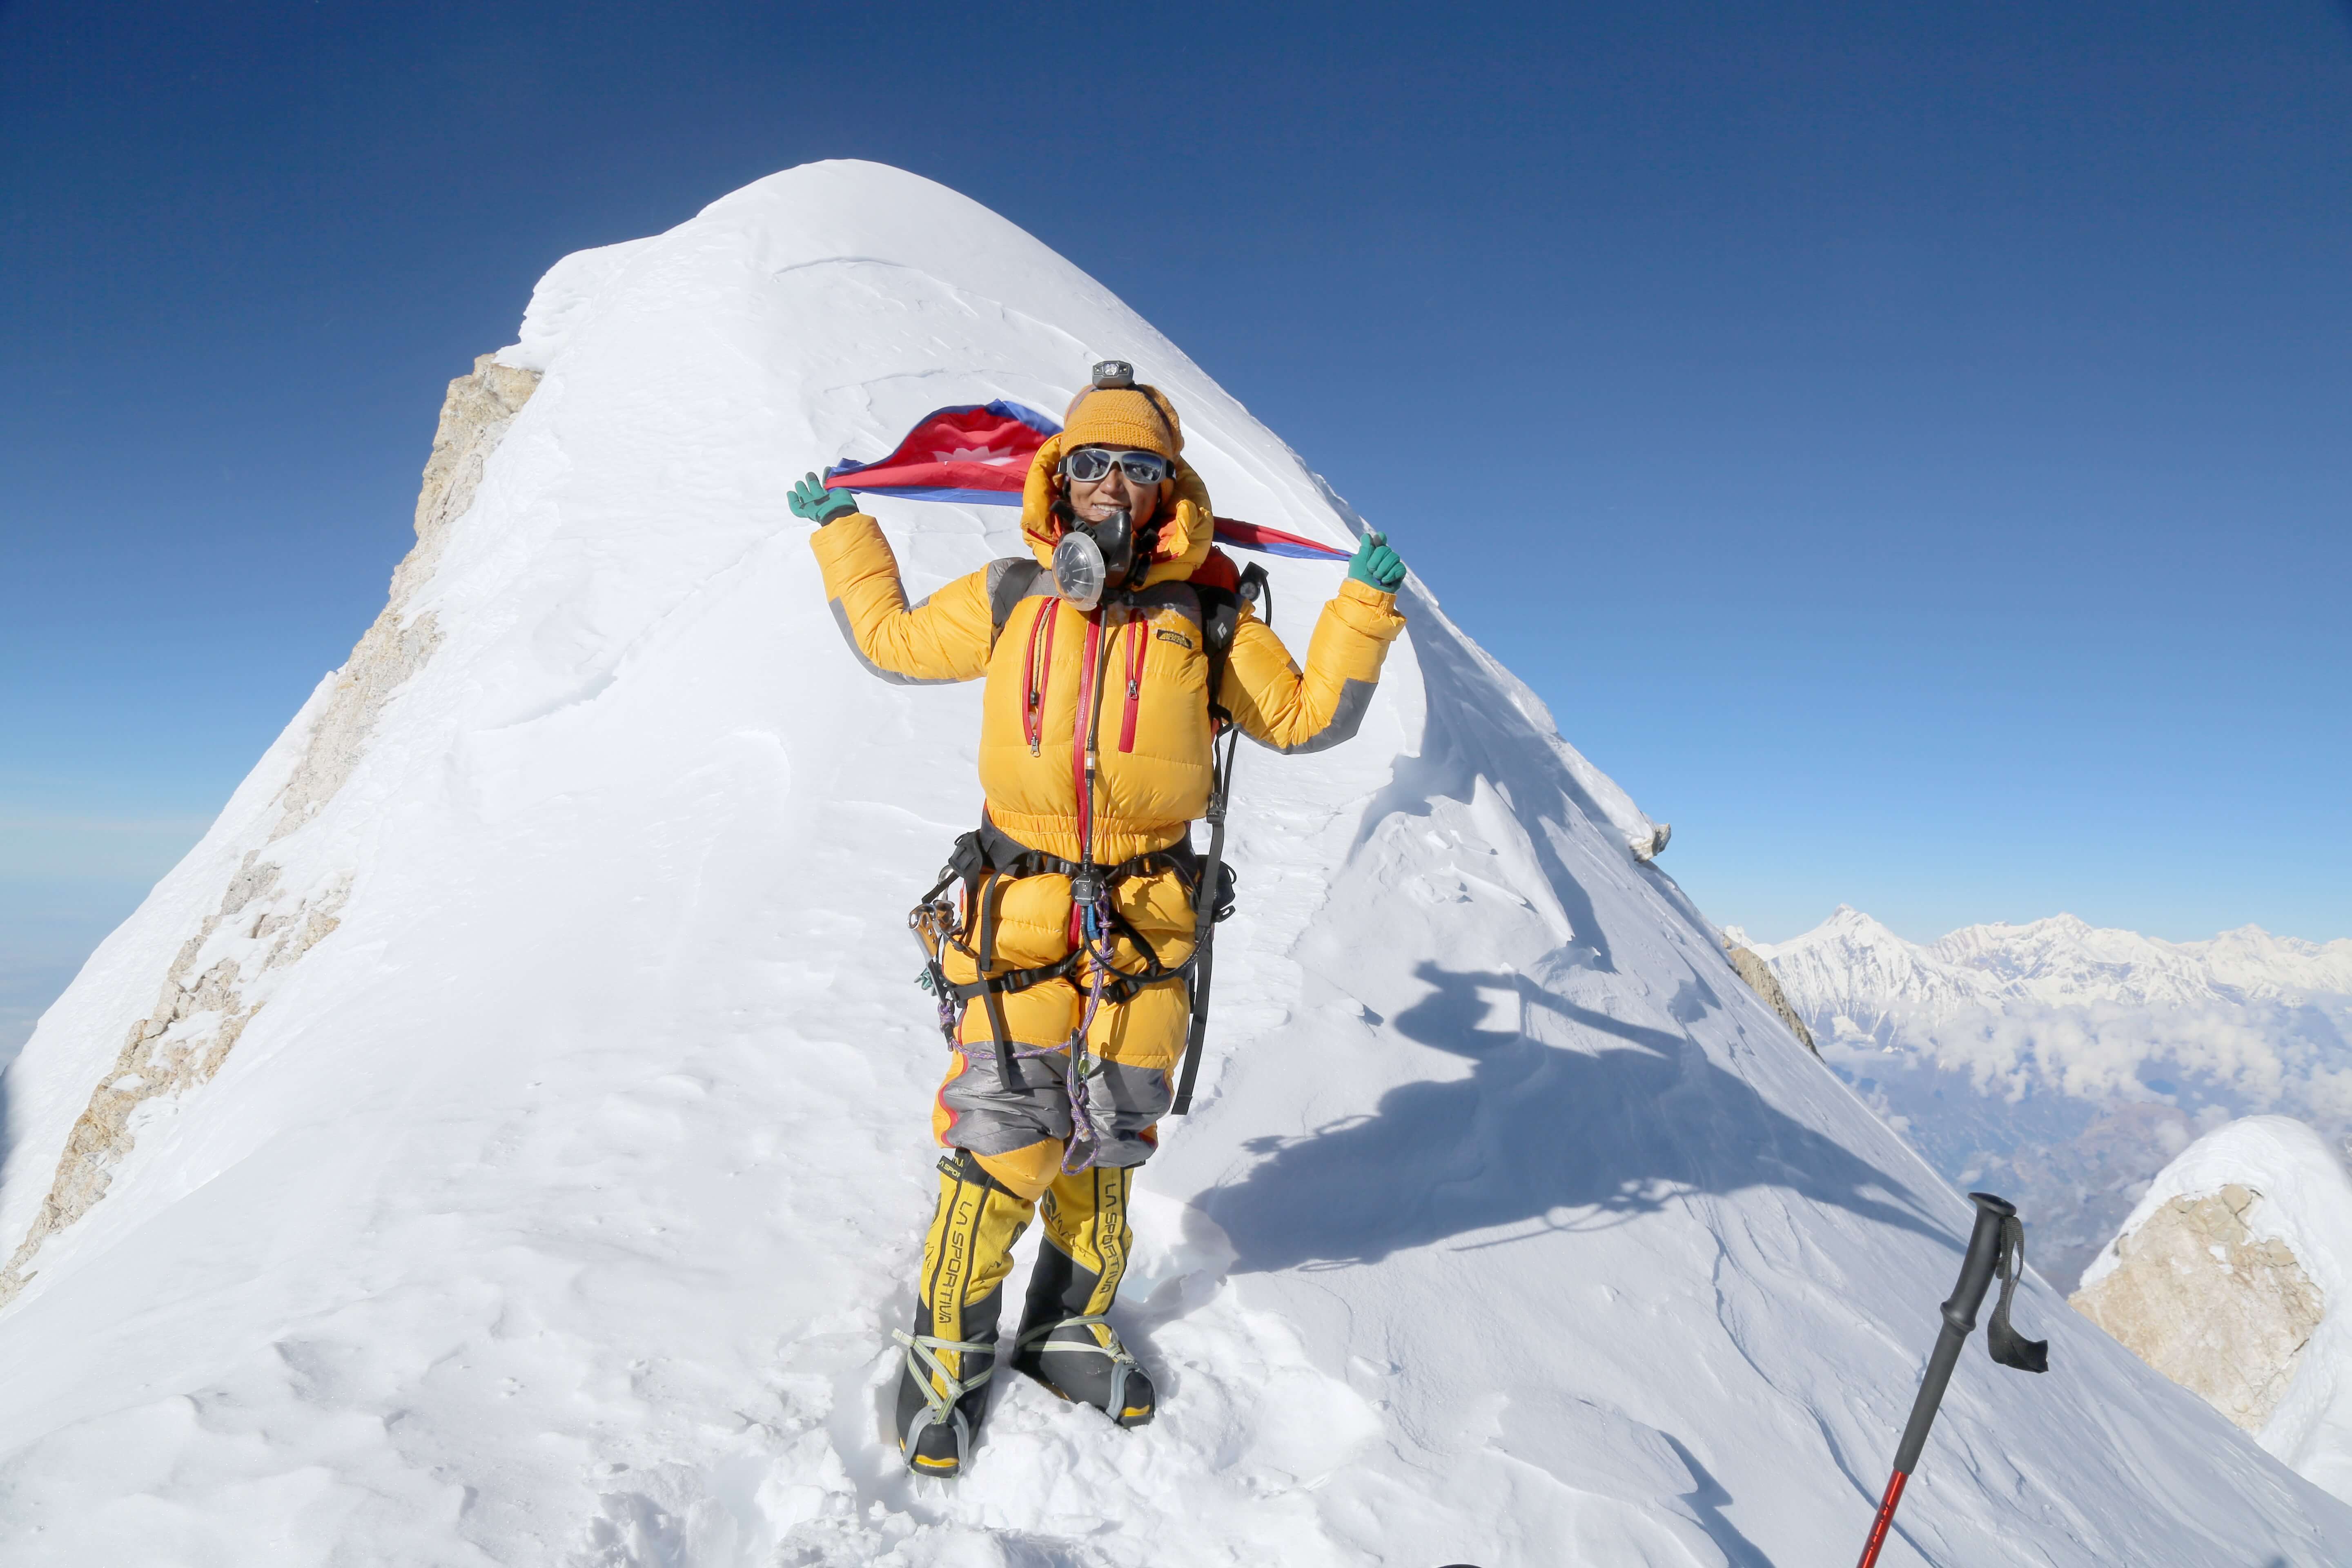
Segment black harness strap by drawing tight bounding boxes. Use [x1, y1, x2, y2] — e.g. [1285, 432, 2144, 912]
[922, 829, 1017, 1078]
[974, 870, 1005, 971]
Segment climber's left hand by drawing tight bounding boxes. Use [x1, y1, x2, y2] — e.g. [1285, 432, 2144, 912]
[1346, 532, 1407, 591]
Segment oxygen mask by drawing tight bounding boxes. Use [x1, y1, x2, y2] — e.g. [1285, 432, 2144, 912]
[1052, 506, 1135, 612]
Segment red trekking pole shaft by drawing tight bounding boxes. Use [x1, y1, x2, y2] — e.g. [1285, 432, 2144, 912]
[1854, 1470, 1909, 1568]
[1852, 1193, 2015, 1568]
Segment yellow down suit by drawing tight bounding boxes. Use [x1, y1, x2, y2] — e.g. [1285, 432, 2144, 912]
[812, 435, 1403, 1463]
[811, 435, 1405, 1189]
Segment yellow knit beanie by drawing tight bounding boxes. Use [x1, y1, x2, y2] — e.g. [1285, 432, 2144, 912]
[1061, 381, 1184, 459]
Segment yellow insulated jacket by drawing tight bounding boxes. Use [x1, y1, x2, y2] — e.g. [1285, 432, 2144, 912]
[809, 436, 1406, 875]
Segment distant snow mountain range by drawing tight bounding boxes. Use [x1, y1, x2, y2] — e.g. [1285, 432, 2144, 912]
[1738, 906, 2352, 1024]
[1737, 907, 2352, 1289]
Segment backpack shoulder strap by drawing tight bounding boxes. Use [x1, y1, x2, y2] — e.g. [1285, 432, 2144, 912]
[1194, 561, 1269, 723]
[1194, 582, 1241, 723]
[986, 557, 1044, 647]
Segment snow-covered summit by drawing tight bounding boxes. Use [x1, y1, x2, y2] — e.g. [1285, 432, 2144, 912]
[0, 160, 2342, 1563]
[1746, 906, 1998, 1038]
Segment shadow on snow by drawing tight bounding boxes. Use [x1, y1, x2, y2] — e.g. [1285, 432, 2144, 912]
[1203, 960, 1947, 1274]
[1204, 597, 1945, 1273]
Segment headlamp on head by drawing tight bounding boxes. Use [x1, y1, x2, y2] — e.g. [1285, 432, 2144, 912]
[1091, 360, 1135, 390]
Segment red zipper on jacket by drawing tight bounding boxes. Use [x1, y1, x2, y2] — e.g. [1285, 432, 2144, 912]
[1073, 613, 1104, 860]
[1023, 598, 1056, 755]
[1118, 612, 1146, 753]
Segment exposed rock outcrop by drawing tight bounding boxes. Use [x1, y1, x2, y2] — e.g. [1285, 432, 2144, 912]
[2071, 1183, 2324, 1432]
[272, 354, 539, 837]
[0, 856, 349, 1304]
[1725, 941, 1817, 1056]
[0, 355, 535, 1308]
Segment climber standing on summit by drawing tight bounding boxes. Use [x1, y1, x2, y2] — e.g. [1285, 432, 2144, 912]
[789, 363, 1409, 1477]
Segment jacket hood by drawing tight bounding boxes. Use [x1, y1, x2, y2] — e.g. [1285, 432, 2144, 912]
[1020, 433, 1214, 590]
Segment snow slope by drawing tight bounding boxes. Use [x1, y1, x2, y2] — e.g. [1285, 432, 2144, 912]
[2080, 1117, 2352, 1501]
[0, 160, 2343, 1566]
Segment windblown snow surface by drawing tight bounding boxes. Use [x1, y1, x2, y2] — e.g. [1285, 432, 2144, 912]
[0, 161, 2343, 1566]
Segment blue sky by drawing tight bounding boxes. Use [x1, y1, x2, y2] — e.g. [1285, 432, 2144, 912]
[4, 0, 2349, 1045]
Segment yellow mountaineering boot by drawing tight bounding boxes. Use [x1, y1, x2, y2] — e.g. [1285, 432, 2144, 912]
[894, 1150, 1035, 1476]
[1011, 1162, 1157, 1428]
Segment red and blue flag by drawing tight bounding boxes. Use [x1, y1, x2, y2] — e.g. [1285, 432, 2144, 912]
[824, 401, 1350, 561]
[822, 401, 1056, 505]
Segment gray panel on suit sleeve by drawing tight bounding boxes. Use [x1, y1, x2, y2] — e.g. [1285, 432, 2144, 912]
[827, 597, 964, 687]
[1251, 676, 1377, 755]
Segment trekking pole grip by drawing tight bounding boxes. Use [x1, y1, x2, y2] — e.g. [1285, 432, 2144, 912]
[1891, 1194, 2004, 1476]
[1890, 1192, 2013, 1474]
[1857, 1193, 2033, 1568]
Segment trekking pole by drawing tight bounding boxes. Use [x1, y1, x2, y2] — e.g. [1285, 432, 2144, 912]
[1853, 1192, 2049, 1568]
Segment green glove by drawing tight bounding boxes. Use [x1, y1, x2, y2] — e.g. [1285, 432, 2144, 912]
[788, 471, 858, 525]
[1347, 531, 1406, 591]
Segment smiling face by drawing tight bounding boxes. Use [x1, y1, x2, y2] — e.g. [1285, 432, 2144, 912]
[1065, 450, 1170, 528]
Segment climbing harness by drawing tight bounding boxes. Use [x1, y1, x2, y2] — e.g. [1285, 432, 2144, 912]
[905, 557, 1265, 1164]
[907, 820, 1207, 1173]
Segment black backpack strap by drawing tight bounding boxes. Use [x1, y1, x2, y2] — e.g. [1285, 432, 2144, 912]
[987, 557, 1044, 647]
[1196, 563, 1270, 724]
[1194, 586, 1236, 724]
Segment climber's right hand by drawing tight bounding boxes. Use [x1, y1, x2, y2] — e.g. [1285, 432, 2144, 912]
[788, 472, 859, 525]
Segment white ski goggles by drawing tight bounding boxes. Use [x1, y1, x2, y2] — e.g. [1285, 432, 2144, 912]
[1060, 447, 1172, 486]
